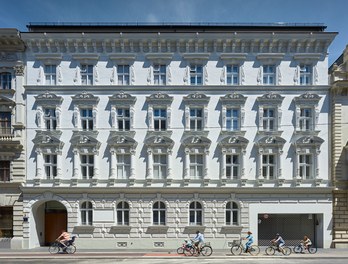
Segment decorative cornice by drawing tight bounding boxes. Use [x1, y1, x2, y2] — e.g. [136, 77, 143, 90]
[109, 92, 136, 105]
[146, 92, 173, 105]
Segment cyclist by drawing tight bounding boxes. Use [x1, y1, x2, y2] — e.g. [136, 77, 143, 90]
[192, 230, 204, 254]
[272, 233, 285, 252]
[56, 229, 70, 252]
[302, 235, 312, 250]
[243, 231, 254, 253]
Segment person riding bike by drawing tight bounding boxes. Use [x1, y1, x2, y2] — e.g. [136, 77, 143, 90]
[272, 233, 285, 252]
[56, 229, 70, 252]
[243, 231, 254, 253]
[302, 235, 312, 250]
[192, 230, 204, 254]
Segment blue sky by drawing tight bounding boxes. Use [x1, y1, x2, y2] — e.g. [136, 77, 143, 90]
[1, 0, 347, 64]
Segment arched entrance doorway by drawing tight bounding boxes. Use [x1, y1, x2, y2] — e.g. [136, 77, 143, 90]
[43, 201, 67, 245]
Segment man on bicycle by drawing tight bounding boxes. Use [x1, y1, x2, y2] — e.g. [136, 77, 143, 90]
[272, 233, 285, 252]
[56, 229, 70, 252]
[243, 231, 254, 253]
[192, 230, 204, 254]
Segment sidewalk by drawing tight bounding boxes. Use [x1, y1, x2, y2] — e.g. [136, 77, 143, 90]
[0, 248, 347, 259]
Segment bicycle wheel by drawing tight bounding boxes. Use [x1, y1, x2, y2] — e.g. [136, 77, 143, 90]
[48, 244, 59, 254]
[231, 245, 242, 255]
[293, 245, 302, 254]
[177, 246, 184, 254]
[66, 245, 76, 254]
[308, 246, 317, 254]
[282, 246, 291, 256]
[249, 245, 260, 256]
[265, 246, 275, 255]
[201, 245, 213, 256]
[184, 246, 195, 256]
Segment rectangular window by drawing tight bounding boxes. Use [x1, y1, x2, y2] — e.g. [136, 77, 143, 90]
[116, 154, 131, 179]
[117, 65, 130, 85]
[263, 65, 275, 85]
[300, 65, 312, 85]
[226, 108, 240, 131]
[0, 207, 13, 237]
[153, 154, 167, 179]
[0, 112, 11, 135]
[44, 108, 57, 130]
[189, 108, 203, 131]
[81, 155, 94, 179]
[154, 108, 167, 131]
[226, 154, 239, 180]
[262, 154, 275, 179]
[299, 108, 313, 131]
[190, 154, 203, 179]
[262, 108, 275, 131]
[45, 65, 57, 85]
[0, 73, 12, 89]
[117, 108, 130, 131]
[81, 65, 93, 85]
[226, 65, 239, 85]
[299, 154, 313, 179]
[154, 64, 166, 85]
[44, 154, 57, 179]
[190, 65, 203, 85]
[81, 109, 93, 131]
[0, 161, 10, 182]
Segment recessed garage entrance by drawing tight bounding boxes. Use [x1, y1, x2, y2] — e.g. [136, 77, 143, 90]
[258, 214, 322, 247]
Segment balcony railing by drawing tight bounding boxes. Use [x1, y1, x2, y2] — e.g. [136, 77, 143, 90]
[0, 128, 14, 141]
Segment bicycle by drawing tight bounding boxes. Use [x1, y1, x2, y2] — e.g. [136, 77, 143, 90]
[191, 240, 213, 256]
[293, 242, 317, 254]
[230, 238, 260, 256]
[49, 236, 76, 254]
[177, 240, 195, 256]
[265, 241, 291, 256]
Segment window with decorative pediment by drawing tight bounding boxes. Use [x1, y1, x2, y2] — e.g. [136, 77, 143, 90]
[257, 93, 284, 134]
[35, 54, 62, 85]
[219, 136, 248, 181]
[294, 93, 321, 133]
[146, 93, 173, 132]
[256, 136, 286, 181]
[220, 53, 246, 85]
[293, 54, 321, 85]
[0, 72, 12, 90]
[220, 93, 247, 133]
[109, 54, 136, 85]
[183, 93, 210, 132]
[72, 92, 99, 131]
[35, 92, 63, 131]
[182, 53, 209, 85]
[183, 135, 211, 180]
[256, 54, 284, 85]
[145, 53, 173, 85]
[70, 134, 101, 180]
[72, 54, 99, 85]
[108, 134, 137, 180]
[32, 132, 64, 180]
[109, 92, 136, 132]
[294, 136, 323, 180]
[145, 135, 174, 181]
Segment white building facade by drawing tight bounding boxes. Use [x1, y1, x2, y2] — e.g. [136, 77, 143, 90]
[20, 23, 336, 249]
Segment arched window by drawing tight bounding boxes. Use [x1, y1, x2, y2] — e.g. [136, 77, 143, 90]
[0, 72, 12, 90]
[189, 201, 202, 225]
[81, 201, 93, 225]
[116, 201, 130, 225]
[153, 201, 166, 225]
[226, 201, 239, 225]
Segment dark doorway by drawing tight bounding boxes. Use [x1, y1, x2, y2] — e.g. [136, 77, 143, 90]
[44, 201, 67, 245]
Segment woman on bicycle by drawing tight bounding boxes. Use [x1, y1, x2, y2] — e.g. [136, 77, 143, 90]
[302, 235, 312, 250]
[243, 231, 254, 253]
[272, 233, 285, 251]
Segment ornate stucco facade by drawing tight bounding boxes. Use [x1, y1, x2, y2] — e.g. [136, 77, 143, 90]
[330, 45, 348, 248]
[1, 23, 337, 249]
[0, 29, 26, 249]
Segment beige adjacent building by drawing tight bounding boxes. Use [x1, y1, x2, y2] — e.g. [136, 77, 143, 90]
[0, 29, 26, 249]
[330, 45, 348, 248]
